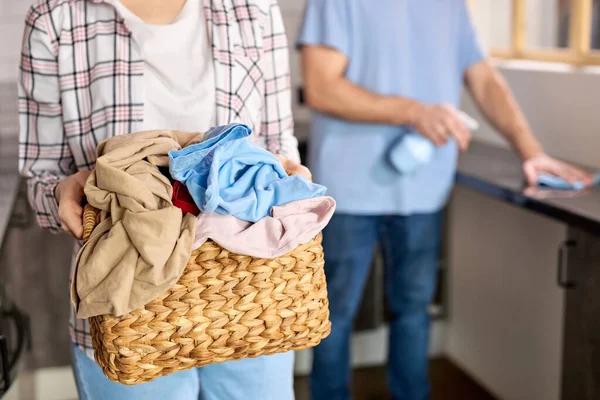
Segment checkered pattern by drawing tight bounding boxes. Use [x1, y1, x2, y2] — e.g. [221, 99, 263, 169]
[18, 0, 298, 359]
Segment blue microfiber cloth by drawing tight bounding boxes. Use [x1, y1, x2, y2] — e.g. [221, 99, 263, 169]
[169, 123, 327, 222]
[537, 172, 600, 190]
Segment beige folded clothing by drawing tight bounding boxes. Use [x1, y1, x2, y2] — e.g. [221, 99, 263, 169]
[192, 196, 336, 258]
[71, 130, 202, 319]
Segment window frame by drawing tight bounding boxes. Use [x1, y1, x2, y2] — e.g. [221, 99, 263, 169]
[476, 0, 598, 66]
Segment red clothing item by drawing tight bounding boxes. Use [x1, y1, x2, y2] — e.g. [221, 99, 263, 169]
[172, 181, 200, 216]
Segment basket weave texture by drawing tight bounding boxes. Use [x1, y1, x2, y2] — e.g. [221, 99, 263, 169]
[82, 204, 331, 385]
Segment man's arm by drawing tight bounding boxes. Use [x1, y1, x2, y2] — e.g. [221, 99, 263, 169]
[465, 60, 593, 184]
[300, 45, 471, 149]
[301, 46, 419, 125]
[464, 60, 543, 159]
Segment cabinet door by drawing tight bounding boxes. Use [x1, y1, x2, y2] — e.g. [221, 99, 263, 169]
[447, 188, 565, 400]
[561, 227, 600, 400]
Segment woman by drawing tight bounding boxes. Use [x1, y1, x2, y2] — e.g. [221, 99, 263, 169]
[18, 0, 306, 398]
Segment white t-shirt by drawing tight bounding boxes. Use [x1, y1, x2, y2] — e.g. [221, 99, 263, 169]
[112, 0, 217, 133]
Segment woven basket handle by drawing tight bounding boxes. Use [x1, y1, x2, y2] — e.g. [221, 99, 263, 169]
[82, 203, 99, 242]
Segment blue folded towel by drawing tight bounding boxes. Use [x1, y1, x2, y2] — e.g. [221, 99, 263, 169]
[169, 123, 327, 222]
[537, 172, 600, 190]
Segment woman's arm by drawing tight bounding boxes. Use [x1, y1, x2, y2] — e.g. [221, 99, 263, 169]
[259, 0, 300, 164]
[19, 5, 76, 233]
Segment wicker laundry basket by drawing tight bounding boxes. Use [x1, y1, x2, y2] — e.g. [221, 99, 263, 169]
[81, 204, 331, 385]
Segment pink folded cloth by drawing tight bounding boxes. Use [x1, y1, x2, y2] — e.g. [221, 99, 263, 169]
[193, 196, 336, 258]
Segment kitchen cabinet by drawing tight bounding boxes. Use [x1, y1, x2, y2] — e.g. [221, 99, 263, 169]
[560, 227, 600, 400]
[0, 181, 74, 369]
[447, 142, 600, 400]
[447, 187, 565, 400]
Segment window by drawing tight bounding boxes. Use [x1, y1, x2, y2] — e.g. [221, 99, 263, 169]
[473, 0, 600, 65]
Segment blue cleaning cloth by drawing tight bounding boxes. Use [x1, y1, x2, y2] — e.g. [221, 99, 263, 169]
[537, 172, 600, 190]
[169, 123, 327, 222]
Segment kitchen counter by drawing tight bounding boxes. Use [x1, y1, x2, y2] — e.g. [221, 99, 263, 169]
[0, 134, 21, 247]
[452, 141, 600, 400]
[456, 141, 600, 235]
[296, 123, 600, 235]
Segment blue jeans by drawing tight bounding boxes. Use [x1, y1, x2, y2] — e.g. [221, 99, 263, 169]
[311, 213, 442, 400]
[72, 345, 295, 400]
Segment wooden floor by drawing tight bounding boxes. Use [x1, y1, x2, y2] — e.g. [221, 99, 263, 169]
[294, 358, 497, 400]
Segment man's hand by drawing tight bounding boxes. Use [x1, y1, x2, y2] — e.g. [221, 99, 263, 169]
[523, 153, 594, 187]
[55, 170, 91, 239]
[276, 155, 313, 182]
[411, 104, 472, 151]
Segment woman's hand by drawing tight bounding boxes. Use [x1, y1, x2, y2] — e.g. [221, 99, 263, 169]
[276, 155, 313, 182]
[55, 170, 91, 239]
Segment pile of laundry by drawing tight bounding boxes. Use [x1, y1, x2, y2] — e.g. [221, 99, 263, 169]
[71, 123, 336, 319]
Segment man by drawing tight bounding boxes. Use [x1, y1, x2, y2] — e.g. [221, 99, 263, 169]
[297, 1, 592, 400]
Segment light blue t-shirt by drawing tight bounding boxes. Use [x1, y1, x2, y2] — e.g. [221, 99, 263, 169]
[297, 0, 486, 215]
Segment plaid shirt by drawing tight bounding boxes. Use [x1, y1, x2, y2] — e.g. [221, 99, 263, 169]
[18, 0, 298, 359]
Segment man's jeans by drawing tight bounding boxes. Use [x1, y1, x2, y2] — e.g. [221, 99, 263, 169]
[311, 212, 442, 400]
